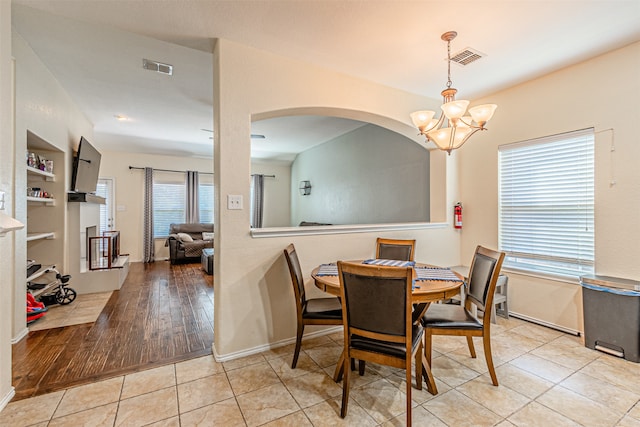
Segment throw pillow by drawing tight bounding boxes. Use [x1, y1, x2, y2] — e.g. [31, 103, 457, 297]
[177, 232, 194, 242]
[202, 232, 214, 240]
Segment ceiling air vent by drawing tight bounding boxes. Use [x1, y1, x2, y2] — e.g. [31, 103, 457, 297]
[449, 47, 485, 66]
[142, 59, 173, 75]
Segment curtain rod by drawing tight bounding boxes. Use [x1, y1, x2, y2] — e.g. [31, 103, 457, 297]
[129, 166, 275, 178]
[128, 166, 213, 175]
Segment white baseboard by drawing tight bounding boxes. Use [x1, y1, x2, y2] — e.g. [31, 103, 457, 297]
[509, 311, 581, 336]
[0, 387, 15, 413]
[212, 326, 342, 362]
[11, 327, 29, 344]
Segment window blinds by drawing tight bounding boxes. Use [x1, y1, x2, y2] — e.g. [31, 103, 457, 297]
[198, 177, 214, 224]
[498, 128, 595, 277]
[153, 172, 186, 237]
[152, 172, 214, 237]
[96, 180, 111, 235]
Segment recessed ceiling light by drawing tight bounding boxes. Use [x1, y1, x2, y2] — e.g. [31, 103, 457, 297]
[114, 114, 130, 121]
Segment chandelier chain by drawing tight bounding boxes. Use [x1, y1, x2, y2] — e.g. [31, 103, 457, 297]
[446, 38, 452, 89]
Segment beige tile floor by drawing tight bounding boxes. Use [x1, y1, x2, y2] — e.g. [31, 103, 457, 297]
[2, 316, 640, 426]
[28, 292, 113, 331]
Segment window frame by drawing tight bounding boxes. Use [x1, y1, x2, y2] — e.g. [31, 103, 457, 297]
[498, 128, 595, 279]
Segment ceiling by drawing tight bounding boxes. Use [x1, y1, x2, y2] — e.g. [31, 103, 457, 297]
[11, 1, 640, 160]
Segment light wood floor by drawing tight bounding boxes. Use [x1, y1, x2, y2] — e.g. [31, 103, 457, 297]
[12, 261, 213, 401]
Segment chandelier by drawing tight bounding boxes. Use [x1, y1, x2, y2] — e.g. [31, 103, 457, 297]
[411, 31, 497, 154]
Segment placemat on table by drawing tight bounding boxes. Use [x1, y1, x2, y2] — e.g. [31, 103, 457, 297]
[415, 267, 463, 282]
[362, 259, 416, 267]
[316, 263, 338, 276]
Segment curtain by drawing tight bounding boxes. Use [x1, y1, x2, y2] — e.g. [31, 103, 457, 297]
[143, 167, 155, 263]
[251, 174, 264, 228]
[186, 170, 199, 223]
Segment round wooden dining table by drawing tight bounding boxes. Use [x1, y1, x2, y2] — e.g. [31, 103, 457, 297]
[310, 261, 464, 395]
[311, 262, 463, 303]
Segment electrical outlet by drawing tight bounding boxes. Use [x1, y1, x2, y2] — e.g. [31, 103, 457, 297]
[227, 194, 243, 210]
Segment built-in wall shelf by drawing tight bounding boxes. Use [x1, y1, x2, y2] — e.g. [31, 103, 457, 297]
[26, 196, 55, 206]
[26, 166, 55, 181]
[26, 232, 55, 242]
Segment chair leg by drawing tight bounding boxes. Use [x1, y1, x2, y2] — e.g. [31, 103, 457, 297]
[424, 332, 433, 367]
[334, 351, 345, 382]
[491, 304, 497, 324]
[292, 323, 304, 369]
[415, 342, 423, 391]
[423, 332, 438, 395]
[466, 335, 477, 358]
[340, 355, 351, 418]
[405, 361, 412, 427]
[483, 335, 499, 386]
[358, 360, 365, 376]
[421, 352, 437, 395]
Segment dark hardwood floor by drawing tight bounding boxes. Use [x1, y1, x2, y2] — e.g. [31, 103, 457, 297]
[12, 261, 213, 401]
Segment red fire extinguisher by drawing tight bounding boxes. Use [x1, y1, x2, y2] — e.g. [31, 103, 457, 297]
[454, 202, 463, 229]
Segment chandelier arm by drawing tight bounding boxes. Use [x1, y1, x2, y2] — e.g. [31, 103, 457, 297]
[449, 125, 458, 152]
[454, 127, 482, 152]
[423, 113, 446, 136]
[459, 117, 482, 129]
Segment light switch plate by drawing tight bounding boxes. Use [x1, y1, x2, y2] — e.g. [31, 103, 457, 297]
[0, 191, 4, 210]
[227, 194, 243, 210]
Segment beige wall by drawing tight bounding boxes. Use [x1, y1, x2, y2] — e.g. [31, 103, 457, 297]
[291, 124, 430, 226]
[0, 0, 15, 408]
[459, 41, 640, 333]
[250, 161, 292, 228]
[212, 39, 460, 359]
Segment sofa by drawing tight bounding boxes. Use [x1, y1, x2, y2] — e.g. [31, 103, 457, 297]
[165, 223, 214, 265]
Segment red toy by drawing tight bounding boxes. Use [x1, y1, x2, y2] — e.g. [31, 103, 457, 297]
[26, 292, 47, 324]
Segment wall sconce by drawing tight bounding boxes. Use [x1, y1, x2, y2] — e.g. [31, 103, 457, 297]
[299, 180, 312, 196]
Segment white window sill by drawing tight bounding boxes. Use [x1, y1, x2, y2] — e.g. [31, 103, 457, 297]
[501, 266, 582, 285]
[251, 222, 447, 238]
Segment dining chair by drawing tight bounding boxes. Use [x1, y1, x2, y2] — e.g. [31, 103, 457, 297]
[421, 245, 505, 386]
[284, 243, 343, 369]
[375, 237, 424, 326]
[337, 261, 423, 425]
[448, 272, 509, 324]
[375, 237, 416, 261]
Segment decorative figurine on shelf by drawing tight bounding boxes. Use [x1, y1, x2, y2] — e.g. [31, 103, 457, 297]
[27, 152, 37, 168]
[38, 155, 47, 171]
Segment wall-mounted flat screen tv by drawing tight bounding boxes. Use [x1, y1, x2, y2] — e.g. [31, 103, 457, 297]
[70, 136, 101, 194]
